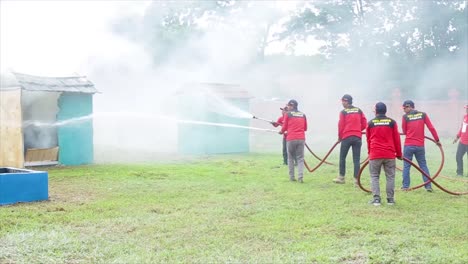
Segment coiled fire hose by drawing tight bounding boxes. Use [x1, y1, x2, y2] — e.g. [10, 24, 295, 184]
[255, 114, 465, 194]
[356, 136, 467, 196]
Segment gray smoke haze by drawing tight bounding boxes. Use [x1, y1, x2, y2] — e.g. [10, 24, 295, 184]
[2, 1, 466, 163]
[21, 91, 60, 150]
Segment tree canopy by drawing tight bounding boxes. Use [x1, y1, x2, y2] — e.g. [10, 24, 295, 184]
[114, 0, 467, 99]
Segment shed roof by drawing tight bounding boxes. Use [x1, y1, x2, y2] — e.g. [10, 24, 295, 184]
[7, 72, 98, 94]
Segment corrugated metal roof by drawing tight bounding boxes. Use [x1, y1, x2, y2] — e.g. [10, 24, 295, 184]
[11, 72, 98, 94]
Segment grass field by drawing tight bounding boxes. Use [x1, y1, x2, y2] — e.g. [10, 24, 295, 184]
[1, 151, 467, 263]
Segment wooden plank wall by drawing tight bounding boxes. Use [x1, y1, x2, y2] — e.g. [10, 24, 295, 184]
[25, 147, 59, 162]
[0, 88, 24, 168]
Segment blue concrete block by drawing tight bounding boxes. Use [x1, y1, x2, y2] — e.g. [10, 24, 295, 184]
[0, 167, 48, 205]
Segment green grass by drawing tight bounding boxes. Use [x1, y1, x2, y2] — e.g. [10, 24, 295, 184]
[1, 152, 467, 264]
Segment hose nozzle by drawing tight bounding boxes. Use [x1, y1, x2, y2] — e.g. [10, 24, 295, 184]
[252, 115, 273, 123]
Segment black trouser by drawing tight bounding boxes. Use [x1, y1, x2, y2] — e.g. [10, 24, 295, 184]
[282, 137, 288, 165]
[282, 137, 297, 165]
[339, 136, 362, 178]
[456, 142, 468, 176]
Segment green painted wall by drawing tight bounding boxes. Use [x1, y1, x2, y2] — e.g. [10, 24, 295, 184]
[178, 96, 250, 155]
[57, 93, 93, 165]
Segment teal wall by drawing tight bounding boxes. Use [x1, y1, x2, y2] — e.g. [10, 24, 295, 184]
[57, 93, 93, 165]
[178, 96, 250, 155]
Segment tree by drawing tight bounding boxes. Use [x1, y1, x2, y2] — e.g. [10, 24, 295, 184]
[280, 0, 467, 98]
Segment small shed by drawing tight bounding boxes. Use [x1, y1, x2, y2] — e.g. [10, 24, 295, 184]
[0, 72, 98, 167]
[177, 83, 251, 155]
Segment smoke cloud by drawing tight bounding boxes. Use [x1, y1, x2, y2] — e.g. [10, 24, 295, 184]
[1, 1, 466, 163]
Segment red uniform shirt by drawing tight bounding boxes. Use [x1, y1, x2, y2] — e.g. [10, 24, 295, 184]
[402, 110, 439, 146]
[338, 106, 367, 139]
[281, 111, 307, 141]
[274, 116, 286, 138]
[366, 115, 402, 160]
[457, 114, 468, 144]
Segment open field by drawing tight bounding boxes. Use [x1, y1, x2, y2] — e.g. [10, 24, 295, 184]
[1, 149, 467, 263]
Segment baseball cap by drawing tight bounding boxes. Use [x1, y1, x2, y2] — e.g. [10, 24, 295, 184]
[375, 102, 387, 114]
[402, 100, 415, 108]
[341, 94, 353, 102]
[287, 99, 298, 107]
[464, 104, 468, 109]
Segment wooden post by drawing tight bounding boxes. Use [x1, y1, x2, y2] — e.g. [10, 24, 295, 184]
[0, 88, 25, 168]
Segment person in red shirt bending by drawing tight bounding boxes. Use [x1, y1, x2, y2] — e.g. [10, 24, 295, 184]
[333, 94, 367, 185]
[271, 105, 289, 165]
[453, 104, 468, 177]
[366, 102, 402, 206]
[280, 99, 307, 183]
[401, 100, 441, 192]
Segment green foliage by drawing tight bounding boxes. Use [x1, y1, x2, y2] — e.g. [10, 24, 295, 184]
[112, 0, 466, 98]
[280, 0, 467, 98]
[283, 0, 467, 59]
[1, 151, 467, 263]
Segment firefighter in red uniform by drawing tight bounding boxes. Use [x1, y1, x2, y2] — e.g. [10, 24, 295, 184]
[271, 105, 289, 165]
[333, 94, 367, 185]
[366, 102, 402, 206]
[453, 104, 468, 177]
[401, 100, 440, 192]
[279, 99, 307, 183]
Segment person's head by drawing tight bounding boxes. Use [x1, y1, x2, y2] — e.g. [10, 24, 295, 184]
[341, 94, 353, 107]
[402, 100, 415, 114]
[287, 99, 298, 111]
[375, 102, 387, 116]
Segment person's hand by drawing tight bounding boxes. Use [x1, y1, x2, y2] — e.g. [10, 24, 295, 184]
[453, 137, 459, 144]
[270, 122, 278, 126]
[279, 131, 284, 135]
[396, 156, 403, 160]
[436, 141, 442, 147]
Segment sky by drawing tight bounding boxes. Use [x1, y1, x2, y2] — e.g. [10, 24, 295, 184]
[0, 0, 322, 76]
[0, 0, 313, 160]
[0, 0, 150, 76]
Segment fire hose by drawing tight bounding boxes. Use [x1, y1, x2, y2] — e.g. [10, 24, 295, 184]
[355, 136, 467, 196]
[304, 142, 369, 170]
[254, 114, 466, 194]
[304, 141, 340, 172]
[305, 143, 335, 166]
[253, 115, 337, 169]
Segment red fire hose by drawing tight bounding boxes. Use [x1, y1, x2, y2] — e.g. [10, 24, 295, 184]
[305, 143, 335, 166]
[356, 136, 467, 196]
[304, 141, 340, 173]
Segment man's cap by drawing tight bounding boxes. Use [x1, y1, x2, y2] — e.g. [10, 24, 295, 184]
[287, 99, 298, 107]
[375, 102, 387, 114]
[402, 100, 415, 108]
[341, 94, 353, 103]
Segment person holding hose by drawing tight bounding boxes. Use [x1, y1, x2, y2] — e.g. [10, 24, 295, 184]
[280, 99, 307, 183]
[401, 100, 441, 192]
[453, 104, 468, 177]
[334, 94, 367, 185]
[366, 102, 402, 206]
